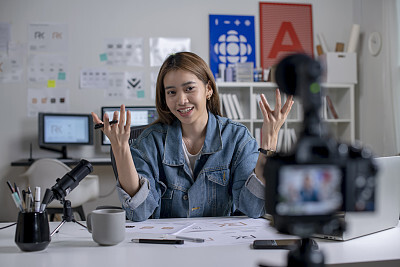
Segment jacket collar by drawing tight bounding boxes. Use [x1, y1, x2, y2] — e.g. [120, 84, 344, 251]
[163, 111, 222, 166]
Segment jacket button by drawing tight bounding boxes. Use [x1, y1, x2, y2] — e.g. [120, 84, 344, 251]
[183, 195, 188, 200]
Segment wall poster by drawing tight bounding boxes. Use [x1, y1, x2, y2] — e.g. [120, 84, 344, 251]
[209, 14, 256, 79]
[259, 2, 314, 69]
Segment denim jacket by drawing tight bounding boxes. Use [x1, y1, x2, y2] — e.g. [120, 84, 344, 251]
[116, 112, 265, 221]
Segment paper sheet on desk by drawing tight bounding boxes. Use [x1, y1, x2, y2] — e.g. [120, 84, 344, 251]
[125, 220, 194, 235]
[126, 217, 298, 248]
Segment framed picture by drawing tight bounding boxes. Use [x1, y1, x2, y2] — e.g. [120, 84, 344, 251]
[209, 14, 256, 79]
[259, 2, 314, 69]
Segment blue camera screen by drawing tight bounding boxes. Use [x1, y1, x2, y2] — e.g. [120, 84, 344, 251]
[277, 165, 342, 216]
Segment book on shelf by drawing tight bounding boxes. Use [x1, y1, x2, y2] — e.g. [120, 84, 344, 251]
[219, 93, 224, 115]
[326, 95, 339, 119]
[286, 128, 292, 152]
[276, 128, 297, 153]
[289, 128, 297, 144]
[254, 128, 261, 147]
[221, 94, 233, 119]
[252, 93, 261, 119]
[231, 94, 244, 120]
[227, 94, 239, 119]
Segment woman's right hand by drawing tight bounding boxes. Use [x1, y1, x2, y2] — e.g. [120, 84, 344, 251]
[91, 104, 131, 149]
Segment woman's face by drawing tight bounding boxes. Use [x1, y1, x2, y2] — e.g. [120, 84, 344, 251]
[163, 69, 212, 127]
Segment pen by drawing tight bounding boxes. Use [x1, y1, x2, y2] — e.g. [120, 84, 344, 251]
[14, 183, 25, 210]
[94, 120, 118, 129]
[175, 235, 205, 243]
[6, 180, 14, 193]
[11, 191, 24, 212]
[34, 186, 41, 212]
[14, 183, 21, 198]
[131, 238, 184, 245]
[6, 182, 23, 212]
[26, 187, 33, 212]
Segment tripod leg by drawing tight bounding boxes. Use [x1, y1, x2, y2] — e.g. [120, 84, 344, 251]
[288, 238, 324, 267]
[51, 220, 66, 236]
[72, 219, 87, 229]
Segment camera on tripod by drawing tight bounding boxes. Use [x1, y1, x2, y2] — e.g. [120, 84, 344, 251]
[262, 53, 378, 266]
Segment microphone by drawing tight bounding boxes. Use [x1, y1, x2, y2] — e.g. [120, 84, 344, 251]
[40, 159, 93, 211]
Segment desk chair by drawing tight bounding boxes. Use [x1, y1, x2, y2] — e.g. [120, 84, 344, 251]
[19, 158, 100, 221]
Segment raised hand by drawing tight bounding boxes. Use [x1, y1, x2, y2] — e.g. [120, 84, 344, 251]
[91, 104, 131, 149]
[258, 89, 294, 151]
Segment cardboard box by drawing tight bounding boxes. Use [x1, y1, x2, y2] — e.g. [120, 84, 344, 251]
[319, 52, 357, 84]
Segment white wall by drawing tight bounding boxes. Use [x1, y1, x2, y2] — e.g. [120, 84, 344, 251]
[0, 0, 367, 222]
[354, 0, 398, 156]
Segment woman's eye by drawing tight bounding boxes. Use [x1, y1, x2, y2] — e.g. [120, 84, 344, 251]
[166, 91, 175, 95]
[186, 86, 194, 91]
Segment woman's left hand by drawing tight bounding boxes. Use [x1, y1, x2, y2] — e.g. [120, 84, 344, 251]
[259, 89, 294, 151]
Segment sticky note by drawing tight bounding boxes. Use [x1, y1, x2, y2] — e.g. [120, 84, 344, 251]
[99, 53, 108, 62]
[48, 80, 56, 88]
[137, 90, 145, 98]
[58, 72, 66, 80]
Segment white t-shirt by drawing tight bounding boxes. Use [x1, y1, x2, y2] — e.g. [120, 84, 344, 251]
[182, 140, 202, 177]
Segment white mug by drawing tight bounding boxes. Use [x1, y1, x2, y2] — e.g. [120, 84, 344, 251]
[87, 209, 125, 246]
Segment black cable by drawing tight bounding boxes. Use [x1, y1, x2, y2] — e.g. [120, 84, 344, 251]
[0, 222, 16, 230]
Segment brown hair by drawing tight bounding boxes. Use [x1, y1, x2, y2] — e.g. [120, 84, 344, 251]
[155, 52, 221, 125]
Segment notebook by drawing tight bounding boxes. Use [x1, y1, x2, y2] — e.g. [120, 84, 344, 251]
[314, 156, 400, 241]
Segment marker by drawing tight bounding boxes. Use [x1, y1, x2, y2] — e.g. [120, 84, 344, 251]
[40, 188, 53, 212]
[131, 238, 184, 245]
[34, 187, 41, 212]
[94, 120, 118, 129]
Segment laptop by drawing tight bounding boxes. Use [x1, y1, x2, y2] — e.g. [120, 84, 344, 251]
[314, 156, 400, 241]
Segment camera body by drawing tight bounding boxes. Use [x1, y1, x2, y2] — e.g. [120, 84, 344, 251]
[264, 54, 378, 237]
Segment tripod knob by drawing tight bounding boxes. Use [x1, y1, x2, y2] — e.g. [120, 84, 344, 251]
[62, 200, 74, 222]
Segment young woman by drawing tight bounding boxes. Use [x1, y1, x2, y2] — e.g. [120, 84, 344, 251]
[92, 52, 293, 221]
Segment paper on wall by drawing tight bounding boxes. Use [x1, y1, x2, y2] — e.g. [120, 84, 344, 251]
[0, 22, 11, 52]
[104, 38, 144, 66]
[28, 53, 68, 82]
[150, 70, 159, 100]
[105, 71, 145, 99]
[28, 23, 68, 52]
[27, 88, 70, 117]
[0, 43, 25, 83]
[80, 68, 109, 89]
[149, 37, 191, 66]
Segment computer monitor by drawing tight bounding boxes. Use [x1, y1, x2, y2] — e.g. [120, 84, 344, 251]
[101, 106, 158, 145]
[38, 112, 93, 159]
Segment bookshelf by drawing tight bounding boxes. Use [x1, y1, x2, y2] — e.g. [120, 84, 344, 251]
[217, 82, 355, 152]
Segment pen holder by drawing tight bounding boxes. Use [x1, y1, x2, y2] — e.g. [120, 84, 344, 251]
[15, 211, 51, 252]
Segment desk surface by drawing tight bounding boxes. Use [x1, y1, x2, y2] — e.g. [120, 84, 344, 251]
[11, 157, 112, 166]
[0, 217, 399, 267]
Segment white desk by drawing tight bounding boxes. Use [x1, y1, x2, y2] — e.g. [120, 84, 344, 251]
[0, 218, 399, 267]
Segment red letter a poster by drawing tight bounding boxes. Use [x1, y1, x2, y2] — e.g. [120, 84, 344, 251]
[260, 2, 313, 69]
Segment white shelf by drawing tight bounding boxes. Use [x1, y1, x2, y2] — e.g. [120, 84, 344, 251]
[217, 82, 355, 152]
